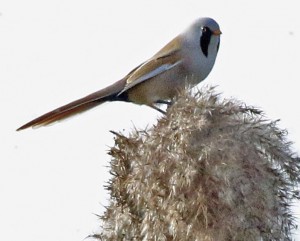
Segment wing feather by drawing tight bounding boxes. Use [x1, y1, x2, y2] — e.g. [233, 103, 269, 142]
[118, 35, 182, 95]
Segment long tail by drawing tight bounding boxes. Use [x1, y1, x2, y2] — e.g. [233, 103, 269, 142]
[17, 79, 127, 131]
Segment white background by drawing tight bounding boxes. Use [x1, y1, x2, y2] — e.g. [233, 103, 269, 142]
[1, 0, 300, 240]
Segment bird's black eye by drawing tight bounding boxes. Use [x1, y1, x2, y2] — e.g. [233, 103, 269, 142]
[200, 27, 212, 57]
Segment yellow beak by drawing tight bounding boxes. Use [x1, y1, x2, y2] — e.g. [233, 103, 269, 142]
[213, 29, 222, 36]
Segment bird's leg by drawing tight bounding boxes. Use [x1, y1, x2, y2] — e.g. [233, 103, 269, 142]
[155, 100, 173, 106]
[148, 104, 166, 114]
[151, 99, 174, 114]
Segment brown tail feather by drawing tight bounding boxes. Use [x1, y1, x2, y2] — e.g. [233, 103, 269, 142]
[17, 79, 127, 131]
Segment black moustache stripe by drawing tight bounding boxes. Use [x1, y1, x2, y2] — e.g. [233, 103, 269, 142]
[200, 27, 212, 57]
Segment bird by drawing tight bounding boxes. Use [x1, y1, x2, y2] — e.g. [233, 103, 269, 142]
[17, 17, 221, 131]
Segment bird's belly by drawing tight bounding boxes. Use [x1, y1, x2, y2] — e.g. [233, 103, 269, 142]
[126, 69, 200, 105]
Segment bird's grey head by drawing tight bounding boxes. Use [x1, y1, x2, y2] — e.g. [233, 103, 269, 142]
[181, 17, 221, 82]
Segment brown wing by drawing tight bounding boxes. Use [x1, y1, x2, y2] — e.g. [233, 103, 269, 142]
[118, 35, 182, 95]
